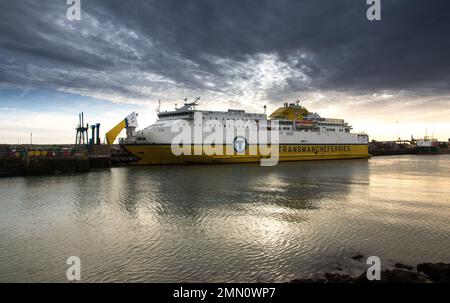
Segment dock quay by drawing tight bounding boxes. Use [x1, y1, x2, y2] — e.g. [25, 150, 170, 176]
[369, 139, 450, 156]
[110, 144, 139, 166]
[369, 140, 416, 156]
[2, 139, 450, 177]
[0, 144, 111, 178]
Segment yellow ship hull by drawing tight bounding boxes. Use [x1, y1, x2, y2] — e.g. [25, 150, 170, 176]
[122, 144, 370, 165]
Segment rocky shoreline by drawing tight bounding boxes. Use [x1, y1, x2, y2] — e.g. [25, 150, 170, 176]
[290, 255, 450, 283]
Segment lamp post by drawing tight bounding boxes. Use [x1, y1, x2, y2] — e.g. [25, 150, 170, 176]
[395, 121, 399, 141]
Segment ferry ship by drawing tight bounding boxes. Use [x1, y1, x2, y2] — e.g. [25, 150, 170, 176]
[416, 136, 441, 154]
[106, 99, 369, 164]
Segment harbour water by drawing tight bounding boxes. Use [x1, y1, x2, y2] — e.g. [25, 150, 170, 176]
[0, 155, 449, 282]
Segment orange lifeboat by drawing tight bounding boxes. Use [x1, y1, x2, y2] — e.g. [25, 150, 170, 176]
[295, 120, 315, 127]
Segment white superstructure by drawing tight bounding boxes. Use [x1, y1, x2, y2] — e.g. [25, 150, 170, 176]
[122, 100, 368, 146]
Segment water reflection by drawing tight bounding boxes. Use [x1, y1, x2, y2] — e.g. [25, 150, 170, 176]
[0, 156, 449, 282]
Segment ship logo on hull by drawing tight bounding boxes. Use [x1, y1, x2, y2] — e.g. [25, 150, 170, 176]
[234, 136, 247, 153]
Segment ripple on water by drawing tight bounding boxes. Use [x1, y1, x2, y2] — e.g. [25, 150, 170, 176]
[0, 156, 450, 282]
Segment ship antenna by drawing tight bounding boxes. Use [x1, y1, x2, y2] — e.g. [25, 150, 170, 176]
[156, 99, 161, 113]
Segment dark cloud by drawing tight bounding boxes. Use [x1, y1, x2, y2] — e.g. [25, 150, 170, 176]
[0, 0, 449, 102]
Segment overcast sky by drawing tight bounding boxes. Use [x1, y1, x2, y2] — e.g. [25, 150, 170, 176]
[1, 0, 449, 143]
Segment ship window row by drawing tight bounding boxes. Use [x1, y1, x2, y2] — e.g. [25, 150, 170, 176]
[319, 123, 344, 127]
[192, 124, 259, 129]
[278, 121, 293, 125]
[203, 117, 263, 122]
[159, 112, 191, 118]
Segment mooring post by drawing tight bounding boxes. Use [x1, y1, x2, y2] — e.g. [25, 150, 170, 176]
[25, 147, 29, 176]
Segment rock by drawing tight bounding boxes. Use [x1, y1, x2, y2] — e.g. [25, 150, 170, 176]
[324, 273, 356, 283]
[355, 269, 429, 283]
[350, 254, 364, 261]
[289, 273, 356, 283]
[383, 270, 430, 283]
[417, 263, 450, 283]
[290, 278, 327, 283]
[381, 269, 428, 283]
[394, 262, 414, 270]
[289, 261, 450, 283]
